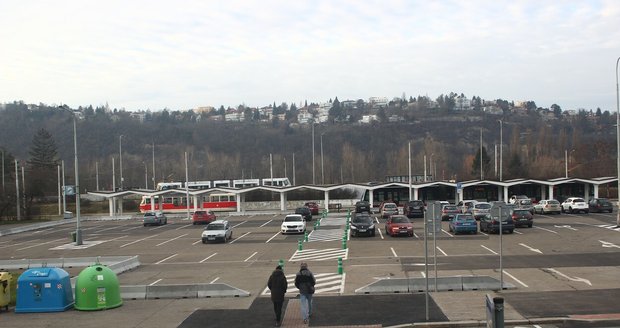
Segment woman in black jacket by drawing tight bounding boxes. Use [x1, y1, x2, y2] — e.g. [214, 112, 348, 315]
[267, 265, 288, 327]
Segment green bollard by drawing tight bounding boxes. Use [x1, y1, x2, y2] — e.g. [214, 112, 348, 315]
[298, 239, 303, 251]
[337, 257, 343, 274]
[342, 239, 347, 249]
[278, 259, 284, 268]
[304, 231, 309, 242]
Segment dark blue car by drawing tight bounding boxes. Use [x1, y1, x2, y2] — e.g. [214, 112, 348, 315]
[448, 214, 478, 235]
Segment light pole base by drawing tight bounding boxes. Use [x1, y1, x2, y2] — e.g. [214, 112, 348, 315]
[75, 229, 83, 246]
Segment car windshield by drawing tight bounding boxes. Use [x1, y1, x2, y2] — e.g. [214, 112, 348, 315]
[384, 204, 397, 209]
[518, 200, 532, 205]
[475, 203, 491, 209]
[206, 224, 224, 230]
[548, 200, 559, 205]
[295, 208, 308, 213]
[410, 201, 423, 206]
[513, 210, 530, 215]
[443, 205, 458, 211]
[353, 216, 372, 224]
[144, 212, 156, 217]
[456, 215, 474, 222]
[391, 216, 410, 224]
[194, 211, 206, 215]
[574, 198, 585, 203]
[285, 216, 302, 222]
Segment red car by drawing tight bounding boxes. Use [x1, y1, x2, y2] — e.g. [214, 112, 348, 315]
[192, 210, 217, 225]
[385, 215, 414, 237]
[304, 202, 320, 215]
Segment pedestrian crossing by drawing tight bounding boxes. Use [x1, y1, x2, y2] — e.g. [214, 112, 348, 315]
[307, 228, 347, 242]
[316, 217, 348, 227]
[290, 248, 349, 261]
[597, 224, 620, 232]
[261, 272, 346, 297]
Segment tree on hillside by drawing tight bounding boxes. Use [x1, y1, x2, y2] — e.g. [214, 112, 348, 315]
[0, 148, 17, 220]
[25, 129, 59, 214]
[28, 128, 59, 169]
[472, 146, 491, 179]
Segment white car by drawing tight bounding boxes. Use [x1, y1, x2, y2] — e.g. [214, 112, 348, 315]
[201, 220, 232, 243]
[534, 199, 561, 215]
[561, 197, 589, 214]
[281, 214, 306, 234]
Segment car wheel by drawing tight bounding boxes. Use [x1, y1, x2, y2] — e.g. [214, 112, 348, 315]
[569, 207, 573, 214]
[473, 230, 477, 235]
[509, 229, 514, 234]
[143, 223, 147, 227]
[528, 223, 533, 228]
[202, 239, 206, 244]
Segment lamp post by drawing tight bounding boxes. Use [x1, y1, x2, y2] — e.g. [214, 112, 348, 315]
[615, 57, 620, 227]
[312, 123, 316, 185]
[320, 132, 325, 185]
[119, 135, 124, 191]
[499, 120, 503, 181]
[60, 105, 82, 245]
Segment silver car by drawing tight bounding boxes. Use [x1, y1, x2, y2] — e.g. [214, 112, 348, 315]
[143, 211, 167, 226]
[534, 199, 561, 215]
[202, 220, 232, 243]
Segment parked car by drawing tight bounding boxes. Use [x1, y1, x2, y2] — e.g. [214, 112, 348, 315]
[295, 207, 313, 221]
[304, 202, 320, 215]
[403, 200, 425, 218]
[143, 211, 167, 226]
[380, 202, 399, 218]
[355, 201, 371, 213]
[384, 215, 414, 237]
[534, 199, 561, 215]
[441, 205, 461, 221]
[512, 209, 533, 228]
[350, 213, 376, 237]
[281, 214, 306, 234]
[561, 197, 589, 214]
[515, 199, 535, 215]
[448, 214, 478, 234]
[471, 202, 492, 220]
[589, 198, 613, 213]
[509, 195, 529, 204]
[457, 200, 477, 214]
[201, 220, 232, 243]
[191, 210, 216, 225]
[479, 211, 514, 234]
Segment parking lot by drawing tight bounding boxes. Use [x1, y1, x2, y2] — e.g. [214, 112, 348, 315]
[1, 209, 620, 327]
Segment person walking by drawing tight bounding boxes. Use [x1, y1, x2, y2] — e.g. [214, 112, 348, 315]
[267, 265, 288, 327]
[294, 262, 316, 324]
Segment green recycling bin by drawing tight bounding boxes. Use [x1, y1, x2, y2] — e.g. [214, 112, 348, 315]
[74, 264, 122, 311]
[0, 272, 11, 311]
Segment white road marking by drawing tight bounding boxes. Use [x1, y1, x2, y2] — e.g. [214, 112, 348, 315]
[192, 239, 202, 245]
[504, 270, 529, 288]
[229, 232, 251, 244]
[16, 238, 66, 251]
[513, 230, 523, 235]
[155, 253, 178, 264]
[174, 224, 193, 230]
[210, 277, 220, 284]
[481, 245, 498, 255]
[265, 232, 280, 243]
[534, 226, 558, 234]
[156, 233, 189, 246]
[519, 243, 543, 254]
[599, 240, 620, 248]
[441, 229, 453, 237]
[121, 226, 141, 232]
[390, 247, 398, 258]
[260, 220, 273, 227]
[120, 234, 160, 248]
[244, 251, 258, 262]
[420, 271, 426, 278]
[199, 253, 217, 263]
[436, 246, 447, 256]
[377, 227, 384, 239]
[544, 268, 592, 286]
[554, 225, 578, 231]
[149, 279, 163, 286]
[233, 220, 247, 228]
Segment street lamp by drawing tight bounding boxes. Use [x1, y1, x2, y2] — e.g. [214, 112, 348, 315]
[312, 122, 316, 185]
[565, 149, 575, 178]
[60, 105, 82, 245]
[499, 120, 503, 181]
[320, 132, 325, 185]
[615, 57, 620, 227]
[119, 135, 124, 191]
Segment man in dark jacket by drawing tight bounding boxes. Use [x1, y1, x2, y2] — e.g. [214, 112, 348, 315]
[267, 265, 288, 327]
[294, 262, 315, 324]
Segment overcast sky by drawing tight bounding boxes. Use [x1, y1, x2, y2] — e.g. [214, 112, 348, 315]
[2, 1, 620, 112]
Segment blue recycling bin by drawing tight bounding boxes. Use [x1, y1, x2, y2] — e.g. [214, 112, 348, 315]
[14, 267, 74, 313]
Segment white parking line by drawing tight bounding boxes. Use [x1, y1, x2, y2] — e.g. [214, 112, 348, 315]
[122, 226, 141, 232]
[504, 270, 528, 288]
[149, 279, 163, 286]
[436, 246, 447, 256]
[265, 232, 280, 243]
[244, 251, 258, 262]
[16, 238, 66, 251]
[390, 247, 398, 258]
[156, 233, 188, 246]
[155, 253, 178, 264]
[442, 229, 454, 237]
[535, 226, 558, 234]
[233, 220, 247, 228]
[199, 253, 217, 263]
[174, 224, 193, 230]
[120, 234, 160, 248]
[377, 227, 384, 239]
[210, 277, 220, 284]
[480, 245, 498, 255]
[513, 230, 523, 235]
[260, 220, 273, 227]
[229, 232, 251, 244]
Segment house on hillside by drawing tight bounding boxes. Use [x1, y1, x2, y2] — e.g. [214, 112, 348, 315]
[454, 95, 471, 110]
